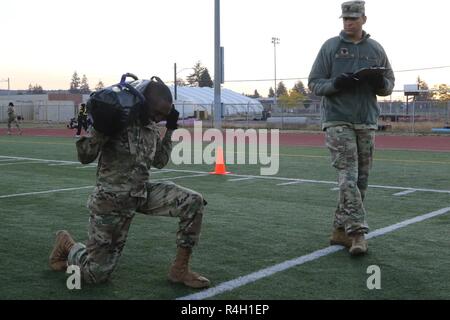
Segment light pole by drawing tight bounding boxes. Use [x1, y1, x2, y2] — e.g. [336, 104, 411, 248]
[174, 63, 177, 100]
[214, 0, 222, 129]
[271, 37, 280, 107]
[173, 63, 194, 101]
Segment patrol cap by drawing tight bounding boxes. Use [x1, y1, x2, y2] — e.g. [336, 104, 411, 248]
[340, 1, 365, 18]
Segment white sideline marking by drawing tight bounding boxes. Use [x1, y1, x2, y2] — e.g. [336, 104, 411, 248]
[331, 187, 340, 191]
[393, 189, 417, 196]
[177, 206, 450, 300]
[2, 155, 450, 195]
[165, 168, 450, 195]
[228, 177, 254, 182]
[0, 174, 210, 199]
[366, 207, 450, 239]
[0, 155, 76, 164]
[0, 186, 94, 199]
[76, 165, 97, 169]
[153, 173, 210, 182]
[0, 158, 21, 162]
[0, 161, 49, 167]
[277, 181, 303, 186]
[48, 163, 78, 166]
[150, 170, 173, 175]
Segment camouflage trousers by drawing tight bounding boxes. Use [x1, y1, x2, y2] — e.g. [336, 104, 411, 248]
[7, 116, 20, 131]
[325, 126, 375, 235]
[68, 181, 206, 284]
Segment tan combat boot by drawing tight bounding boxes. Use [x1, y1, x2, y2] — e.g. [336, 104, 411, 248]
[168, 247, 210, 289]
[349, 232, 368, 256]
[330, 229, 352, 248]
[49, 230, 75, 271]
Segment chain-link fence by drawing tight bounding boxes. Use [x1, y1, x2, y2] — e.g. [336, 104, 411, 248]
[173, 102, 266, 129]
[1, 98, 448, 133]
[376, 100, 450, 133]
[177, 99, 450, 133]
[0, 101, 76, 123]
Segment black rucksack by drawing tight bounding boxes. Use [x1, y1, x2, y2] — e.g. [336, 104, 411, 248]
[86, 73, 148, 136]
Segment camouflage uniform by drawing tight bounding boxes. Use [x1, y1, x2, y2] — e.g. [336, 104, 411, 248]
[75, 104, 89, 136]
[7, 104, 21, 133]
[325, 126, 374, 234]
[68, 122, 205, 284]
[308, 1, 395, 235]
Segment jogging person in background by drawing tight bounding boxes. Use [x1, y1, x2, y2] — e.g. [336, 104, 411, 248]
[75, 103, 88, 137]
[7, 102, 22, 135]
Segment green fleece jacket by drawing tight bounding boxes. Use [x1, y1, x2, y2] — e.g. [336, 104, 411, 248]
[308, 31, 395, 130]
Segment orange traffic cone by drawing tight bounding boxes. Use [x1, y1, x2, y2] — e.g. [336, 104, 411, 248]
[209, 146, 230, 175]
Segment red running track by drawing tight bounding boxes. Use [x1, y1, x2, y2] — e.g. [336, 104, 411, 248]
[1, 128, 449, 152]
[278, 132, 450, 152]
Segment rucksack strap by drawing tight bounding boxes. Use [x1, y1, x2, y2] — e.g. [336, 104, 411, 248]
[119, 73, 146, 105]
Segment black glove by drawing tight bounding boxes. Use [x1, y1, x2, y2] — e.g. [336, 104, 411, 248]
[165, 106, 179, 130]
[367, 73, 386, 90]
[333, 73, 358, 91]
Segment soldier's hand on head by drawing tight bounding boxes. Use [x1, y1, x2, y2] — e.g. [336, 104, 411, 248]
[333, 73, 358, 91]
[166, 106, 179, 130]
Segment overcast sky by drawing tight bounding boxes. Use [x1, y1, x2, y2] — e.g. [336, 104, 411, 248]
[1, 0, 449, 97]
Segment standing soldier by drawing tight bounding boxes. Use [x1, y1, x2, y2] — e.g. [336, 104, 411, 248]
[49, 77, 210, 288]
[7, 102, 22, 135]
[75, 103, 88, 137]
[308, 1, 395, 255]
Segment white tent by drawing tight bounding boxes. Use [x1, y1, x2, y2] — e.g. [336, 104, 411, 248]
[170, 86, 263, 118]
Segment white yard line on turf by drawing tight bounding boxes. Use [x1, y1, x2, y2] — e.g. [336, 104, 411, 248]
[165, 168, 450, 195]
[0, 161, 50, 166]
[393, 189, 417, 196]
[177, 206, 450, 300]
[152, 173, 210, 182]
[228, 177, 254, 182]
[0, 174, 210, 199]
[2, 155, 450, 194]
[0, 186, 94, 199]
[0, 155, 76, 164]
[277, 181, 303, 186]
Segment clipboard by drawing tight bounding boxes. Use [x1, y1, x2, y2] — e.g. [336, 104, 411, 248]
[352, 67, 386, 80]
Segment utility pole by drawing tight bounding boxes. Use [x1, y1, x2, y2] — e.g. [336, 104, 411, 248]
[271, 37, 280, 107]
[214, 0, 222, 129]
[174, 63, 177, 100]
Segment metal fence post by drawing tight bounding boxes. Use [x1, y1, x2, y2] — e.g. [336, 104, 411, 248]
[447, 101, 450, 125]
[319, 103, 322, 125]
[182, 102, 185, 127]
[211, 103, 214, 129]
[247, 102, 249, 129]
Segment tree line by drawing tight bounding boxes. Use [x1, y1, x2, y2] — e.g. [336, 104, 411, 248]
[68, 71, 104, 94]
[417, 76, 450, 101]
[20, 68, 450, 102]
